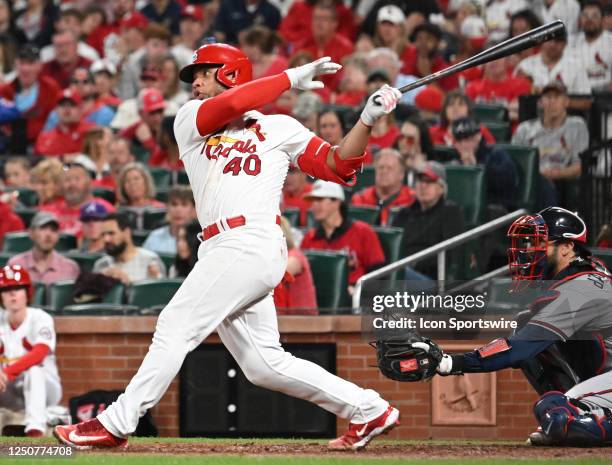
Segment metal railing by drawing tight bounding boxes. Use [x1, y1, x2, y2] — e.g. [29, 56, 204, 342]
[352, 209, 527, 312]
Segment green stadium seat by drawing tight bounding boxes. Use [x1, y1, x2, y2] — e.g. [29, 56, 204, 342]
[386, 206, 405, 226]
[32, 282, 46, 307]
[143, 208, 167, 230]
[132, 230, 149, 246]
[176, 170, 189, 185]
[126, 279, 183, 309]
[373, 226, 404, 282]
[132, 145, 150, 164]
[92, 187, 116, 205]
[102, 284, 126, 304]
[348, 205, 379, 225]
[0, 251, 11, 266]
[61, 304, 140, 316]
[282, 208, 301, 227]
[155, 188, 170, 203]
[473, 103, 508, 123]
[157, 252, 176, 272]
[431, 145, 459, 163]
[149, 167, 171, 189]
[353, 165, 376, 193]
[593, 248, 612, 271]
[57, 233, 77, 252]
[13, 207, 38, 228]
[15, 188, 38, 207]
[2, 232, 31, 252]
[62, 251, 104, 273]
[47, 280, 75, 311]
[445, 165, 486, 229]
[303, 250, 350, 312]
[493, 144, 539, 212]
[483, 121, 511, 143]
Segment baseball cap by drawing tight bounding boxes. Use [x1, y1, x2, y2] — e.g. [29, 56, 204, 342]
[460, 15, 487, 50]
[303, 180, 345, 201]
[138, 88, 166, 113]
[367, 68, 391, 85]
[17, 44, 40, 62]
[410, 23, 442, 42]
[416, 161, 447, 191]
[58, 88, 83, 106]
[31, 211, 60, 229]
[451, 116, 480, 140]
[415, 85, 443, 113]
[541, 81, 568, 95]
[90, 59, 117, 76]
[120, 12, 149, 31]
[80, 200, 112, 221]
[181, 4, 204, 22]
[377, 5, 405, 25]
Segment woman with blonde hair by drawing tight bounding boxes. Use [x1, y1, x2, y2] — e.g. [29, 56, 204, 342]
[117, 162, 164, 229]
[30, 158, 64, 208]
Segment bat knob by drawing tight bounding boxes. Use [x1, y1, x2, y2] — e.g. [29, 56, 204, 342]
[372, 95, 382, 106]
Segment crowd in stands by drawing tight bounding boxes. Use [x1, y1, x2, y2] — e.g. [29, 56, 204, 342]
[0, 0, 611, 315]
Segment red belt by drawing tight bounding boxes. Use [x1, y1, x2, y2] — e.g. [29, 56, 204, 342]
[202, 215, 281, 241]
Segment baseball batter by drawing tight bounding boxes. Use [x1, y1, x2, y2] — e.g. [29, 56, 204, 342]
[0, 265, 62, 437]
[55, 44, 402, 450]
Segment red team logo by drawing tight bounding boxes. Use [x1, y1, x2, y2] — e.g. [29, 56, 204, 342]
[201, 136, 262, 176]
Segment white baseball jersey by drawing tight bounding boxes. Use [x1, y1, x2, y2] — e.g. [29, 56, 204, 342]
[535, 0, 581, 36]
[515, 52, 591, 94]
[485, 0, 529, 43]
[174, 101, 316, 228]
[0, 307, 59, 381]
[568, 31, 612, 90]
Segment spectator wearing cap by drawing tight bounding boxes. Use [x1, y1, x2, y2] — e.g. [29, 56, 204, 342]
[536, 0, 581, 37]
[40, 8, 101, 63]
[119, 88, 166, 157]
[239, 25, 289, 80]
[401, 23, 459, 92]
[450, 116, 518, 210]
[94, 212, 166, 285]
[282, 165, 313, 227]
[515, 34, 590, 94]
[79, 200, 114, 253]
[30, 159, 64, 209]
[13, 0, 57, 48]
[512, 81, 588, 206]
[90, 59, 121, 109]
[35, 89, 96, 157]
[351, 148, 415, 226]
[0, 44, 61, 151]
[7, 212, 80, 285]
[172, 4, 207, 69]
[143, 186, 196, 255]
[485, 0, 529, 43]
[40, 163, 114, 237]
[414, 85, 444, 122]
[214, 0, 281, 45]
[43, 67, 115, 131]
[391, 162, 465, 280]
[140, 0, 182, 36]
[373, 5, 407, 57]
[41, 30, 93, 89]
[301, 180, 385, 288]
[361, 0, 441, 38]
[429, 91, 495, 146]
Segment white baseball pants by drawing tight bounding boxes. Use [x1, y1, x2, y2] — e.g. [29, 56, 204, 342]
[98, 221, 387, 437]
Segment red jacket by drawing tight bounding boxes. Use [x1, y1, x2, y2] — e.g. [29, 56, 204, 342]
[0, 76, 61, 144]
[35, 120, 96, 157]
[400, 46, 459, 91]
[0, 202, 25, 249]
[351, 186, 415, 226]
[41, 56, 93, 89]
[282, 182, 313, 227]
[295, 34, 353, 91]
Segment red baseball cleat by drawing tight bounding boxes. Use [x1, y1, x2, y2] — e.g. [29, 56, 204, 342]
[329, 405, 400, 451]
[54, 419, 127, 450]
[25, 429, 44, 438]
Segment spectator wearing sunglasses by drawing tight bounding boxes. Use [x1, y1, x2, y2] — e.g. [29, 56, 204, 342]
[395, 117, 432, 187]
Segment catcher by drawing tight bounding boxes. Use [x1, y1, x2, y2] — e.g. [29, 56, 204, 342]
[376, 207, 612, 446]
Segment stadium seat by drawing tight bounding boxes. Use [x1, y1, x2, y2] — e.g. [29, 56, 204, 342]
[149, 167, 171, 189]
[57, 233, 77, 252]
[373, 226, 404, 282]
[353, 165, 376, 193]
[348, 205, 379, 224]
[155, 188, 170, 203]
[0, 251, 11, 266]
[103, 284, 126, 304]
[132, 230, 149, 246]
[445, 165, 486, 229]
[282, 208, 301, 227]
[126, 279, 183, 309]
[157, 252, 176, 272]
[15, 188, 38, 207]
[176, 170, 189, 185]
[62, 251, 104, 273]
[431, 145, 459, 163]
[143, 208, 167, 230]
[593, 248, 612, 271]
[61, 304, 140, 316]
[132, 145, 150, 164]
[32, 282, 46, 307]
[473, 103, 508, 123]
[13, 207, 37, 227]
[92, 187, 116, 205]
[493, 144, 539, 212]
[47, 280, 75, 311]
[483, 121, 510, 143]
[303, 250, 350, 312]
[2, 232, 31, 252]
[386, 206, 404, 226]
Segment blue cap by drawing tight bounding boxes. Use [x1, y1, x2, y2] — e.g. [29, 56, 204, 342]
[80, 201, 111, 221]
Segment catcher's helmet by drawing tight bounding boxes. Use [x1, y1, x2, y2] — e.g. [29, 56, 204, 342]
[507, 207, 588, 281]
[0, 265, 33, 300]
[179, 43, 252, 88]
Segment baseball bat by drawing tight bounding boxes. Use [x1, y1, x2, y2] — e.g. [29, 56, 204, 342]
[395, 20, 566, 95]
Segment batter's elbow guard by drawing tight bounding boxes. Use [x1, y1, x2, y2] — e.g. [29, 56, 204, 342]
[297, 137, 363, 187]
[534, 391, 612, 446]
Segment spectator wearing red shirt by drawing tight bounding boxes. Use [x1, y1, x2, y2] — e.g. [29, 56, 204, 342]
[35, 89, 95, 157]
[400, 23, 459, 92]
[149, 116, 184, 171]
[0, 196, 25, 249]
[352, 148, 415, 226]
[240, 26, 289, 80]
[301, 181, 385, 287]
[282, 166, 313, 227]
[41, 30, 92, 89]
[120, 88, 166, 158]
[333, 59, 367, 106]
[0, 45, 61, 151]
[429, 91, 495, 147]
[90, 60, 122, 109]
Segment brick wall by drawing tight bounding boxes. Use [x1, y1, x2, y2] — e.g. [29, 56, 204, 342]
[55, 317, 538, 439]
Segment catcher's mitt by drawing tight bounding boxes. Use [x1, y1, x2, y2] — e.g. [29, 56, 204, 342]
[375, 334, 444, 382]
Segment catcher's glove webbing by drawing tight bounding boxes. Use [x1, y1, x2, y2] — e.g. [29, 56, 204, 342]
[375, 335, 444, 382]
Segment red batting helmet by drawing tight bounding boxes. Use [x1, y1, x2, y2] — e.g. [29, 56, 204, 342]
[0, 265, 33, 300]
[179, 43, 252, 88]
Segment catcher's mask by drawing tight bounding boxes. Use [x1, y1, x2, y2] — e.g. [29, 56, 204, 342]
[507, 213, 549, 283]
